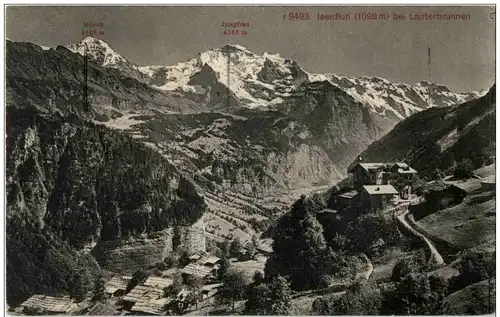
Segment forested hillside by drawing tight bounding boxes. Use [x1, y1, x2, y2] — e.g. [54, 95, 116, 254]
[6, 106, 206, 305]
[360, 85, 495, 177]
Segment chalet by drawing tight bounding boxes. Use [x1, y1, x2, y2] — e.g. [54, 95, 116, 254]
[19, 295, 77, 315]
[201, 283, 221, 300]
[105, 275, 132, 298]
[385, 162, 418, 198]
[421, 181, 466, 209]
[347, 161, 386, 188]
[198, 255, 221, 268]
[360, 185, 399, 212]
[188, 250, 209, 263]
[143, 276, 174, 290]
[122, 285, 166, 312]
[336, 190, 359, 210]
[179, 263, 217, 281]
[347, 156, 418, 199]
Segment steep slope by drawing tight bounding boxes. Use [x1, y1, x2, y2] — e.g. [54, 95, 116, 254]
[7, 38, 489, 243]
[443, 278, 496, 314]
[6, 106, 206, 304]
[359, 84, 495, 176]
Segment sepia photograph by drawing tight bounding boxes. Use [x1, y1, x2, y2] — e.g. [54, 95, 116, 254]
[4, 4, 496, 316]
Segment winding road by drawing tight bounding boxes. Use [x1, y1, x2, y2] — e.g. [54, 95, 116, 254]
[396, 208, 445, 266]
[356, 253, 374, 282]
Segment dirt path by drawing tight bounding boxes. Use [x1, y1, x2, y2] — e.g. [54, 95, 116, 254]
[357, 253, 374, 282]
[397, 209, 445, 266]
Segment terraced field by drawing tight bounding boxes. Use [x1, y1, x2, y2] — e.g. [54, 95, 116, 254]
[201, 185, 332, 242]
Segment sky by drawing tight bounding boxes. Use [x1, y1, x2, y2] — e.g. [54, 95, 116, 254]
[5, 5, 495, 92]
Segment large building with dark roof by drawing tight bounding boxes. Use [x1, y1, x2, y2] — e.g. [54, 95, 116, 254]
[340, 156, 419, 212]
[348, 156, 418, 199]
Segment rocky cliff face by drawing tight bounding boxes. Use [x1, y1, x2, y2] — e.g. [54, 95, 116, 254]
[92, 218, 205, 274]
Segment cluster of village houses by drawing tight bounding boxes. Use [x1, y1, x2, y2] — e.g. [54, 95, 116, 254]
[14, 250, 224, 316]
[335, 156, 479, 213]
[335, 156, 420, 212]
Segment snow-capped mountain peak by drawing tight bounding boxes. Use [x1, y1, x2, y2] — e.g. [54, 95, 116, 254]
[68, 37, 127, 67]
[134, 44, 310, 108]
[65, 38, 485, 121]
[67, 37, 146, 80]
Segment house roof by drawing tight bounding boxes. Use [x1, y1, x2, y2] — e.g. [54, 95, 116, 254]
[105, 276, 131, 294]
[180, 263, 214, 279]
[362, 185, 399, 195]
[201, 283, 222, 297]
[143, 276, 174, 289]
[202, 283, 222, 292]
[188, 250, 209, 261]
[421, 181, 467, 195]
[348, 161, 417, 174]
[20, 295, 77, 314]
[421, 180, 450, 193]
[359, 163, 385, 172]
[394, 162, 409, 168]
[398, 168, 417, 174]
[348, 161, 384, 173]
[122, 285, 164, 304]
[338, 190, 359, 199]
[396, 163, 417, 174]
[199, 255, 221, 265]
[130, 297, 171, 316]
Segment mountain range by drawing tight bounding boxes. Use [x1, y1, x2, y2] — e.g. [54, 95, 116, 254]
[9, 36, 483, 195]
[68, 37, 484, 120]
